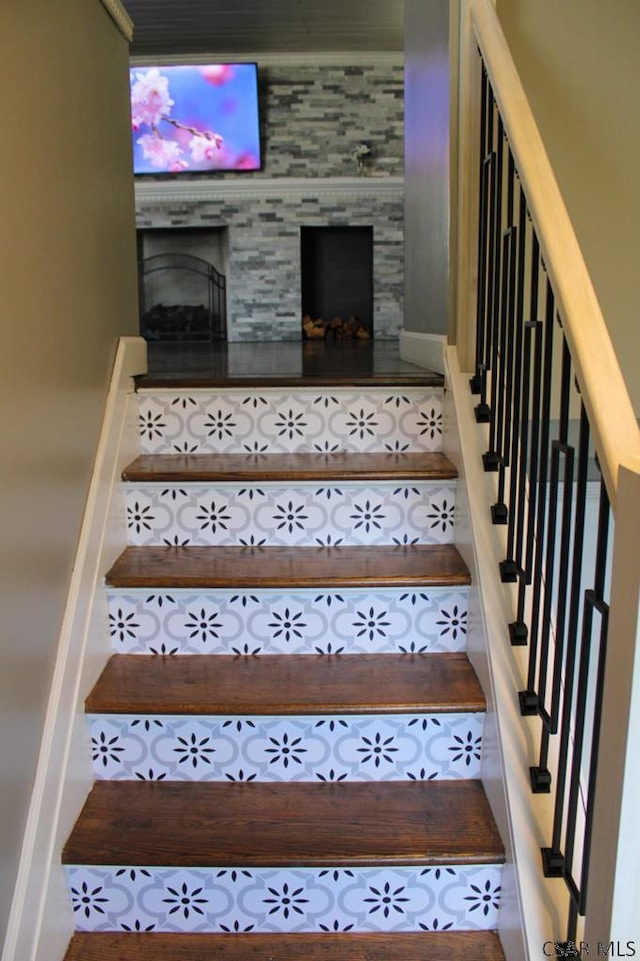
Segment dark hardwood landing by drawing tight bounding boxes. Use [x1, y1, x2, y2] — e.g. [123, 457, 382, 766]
[62, 780, 505, 868]
[64, 930, 507, 960]
[138, 340, 444, 390]
[106, 545, 471, 590]
[137, 372, 444, 389]
[122, 451, 458, 483]
[87, 653, 486, 716]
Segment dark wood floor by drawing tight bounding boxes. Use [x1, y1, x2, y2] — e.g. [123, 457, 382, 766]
[140, 339, 443, 387]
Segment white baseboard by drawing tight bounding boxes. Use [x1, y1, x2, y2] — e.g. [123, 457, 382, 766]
[399, 329, 447, 374]
[1, 337, 147, 961]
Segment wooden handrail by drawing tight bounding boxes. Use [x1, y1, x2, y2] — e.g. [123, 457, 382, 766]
[469, 0, 640, 511]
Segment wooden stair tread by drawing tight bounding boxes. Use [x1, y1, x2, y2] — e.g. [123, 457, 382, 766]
[64, 931, 506, 960]
[87, 652, 485, 716]
[63, 780, 504, 867]
[106, 545, 471, 589]
[122, 451, 458, 483]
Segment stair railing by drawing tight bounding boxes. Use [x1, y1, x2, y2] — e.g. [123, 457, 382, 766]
[455, 0, 640, 952]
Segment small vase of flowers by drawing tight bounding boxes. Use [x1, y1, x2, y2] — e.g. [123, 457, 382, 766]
[352, 142, 372, 176]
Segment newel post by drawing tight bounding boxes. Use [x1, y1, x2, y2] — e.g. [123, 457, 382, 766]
[584, 457, 640, 946]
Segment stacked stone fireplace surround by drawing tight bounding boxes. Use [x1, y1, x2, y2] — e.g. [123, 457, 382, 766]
[134, 61, 405, 342]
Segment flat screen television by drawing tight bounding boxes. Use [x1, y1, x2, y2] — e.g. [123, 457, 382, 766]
[130, 63, 261, 174]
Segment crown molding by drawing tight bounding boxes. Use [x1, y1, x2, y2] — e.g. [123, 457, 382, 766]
[100, 0, 134, 42]
[134, 176, 404, 206]
[130, 52, 403, 68]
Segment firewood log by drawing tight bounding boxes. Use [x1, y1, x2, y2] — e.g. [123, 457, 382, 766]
[306, 323, 326, 339]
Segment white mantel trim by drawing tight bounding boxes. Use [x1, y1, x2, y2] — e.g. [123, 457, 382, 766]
[99, 0, 133, 42]
[135, 176, 404, 206]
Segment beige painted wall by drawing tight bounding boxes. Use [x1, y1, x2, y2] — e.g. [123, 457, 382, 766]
[403, 0, 450, 336]
[0, 0, 138, 937]
[495, 0, 640, 413]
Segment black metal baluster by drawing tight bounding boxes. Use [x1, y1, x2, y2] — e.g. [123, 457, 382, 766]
[500, 234, 542, 616]
[576, 480, 611, 918]
[488, 223, 515, 495]
[476, 151, 496, 424]
[559, 480, 611, 944]
[530, 337, 574, 792]
[492, 150, 518, 523]
[471, 64, 490, 396]
[519, 279, 555, 718]
[508, 230, 541, 634]
[543, 340, 576, 737]
[502, 186, 529, 559]
[482, 114, 505, 445]
[476, 90, 498, 423]
[490, 148, 516, 511]
[473, 151, 493, 407]
[541, 402, 590, 881]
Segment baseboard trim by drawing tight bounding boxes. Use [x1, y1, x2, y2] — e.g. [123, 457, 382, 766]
[399, 330, 447, 374]
[1, 338, 146, 961]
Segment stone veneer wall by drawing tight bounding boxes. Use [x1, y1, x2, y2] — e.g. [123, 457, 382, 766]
[253, 62, 403, 178]
[135, 61, 404, 341]
[136, 190, 403, 341]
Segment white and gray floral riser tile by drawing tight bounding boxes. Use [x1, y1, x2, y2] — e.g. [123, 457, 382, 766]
[66, 864, 502, 933]
[88, 712, 484, 782]
[124, 482, 456, 547]
[106, 588, 469, 655]
[137, 389, 443, 453]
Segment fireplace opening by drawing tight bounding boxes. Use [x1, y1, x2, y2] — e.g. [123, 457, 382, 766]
[137, 227, 228, 342]
[300, 226, 373, 341]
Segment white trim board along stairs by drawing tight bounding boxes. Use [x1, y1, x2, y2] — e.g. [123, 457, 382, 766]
[62, 374, 506, 960]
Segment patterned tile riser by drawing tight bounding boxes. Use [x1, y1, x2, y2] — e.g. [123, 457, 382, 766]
[88, 712, 484, 783]
[66, 863, 502, 934]
[106, 588, 469, 656]
[124, 481, 456, 547]
[137, 388, 444, 454]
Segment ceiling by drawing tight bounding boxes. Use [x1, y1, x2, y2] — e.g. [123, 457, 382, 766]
[121, 0, 404, 57]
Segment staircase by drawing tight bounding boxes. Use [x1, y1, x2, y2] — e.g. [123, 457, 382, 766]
[62, 370, 506, 959]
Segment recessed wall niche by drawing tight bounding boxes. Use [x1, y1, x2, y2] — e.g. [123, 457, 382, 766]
[301, 226, 374, 338]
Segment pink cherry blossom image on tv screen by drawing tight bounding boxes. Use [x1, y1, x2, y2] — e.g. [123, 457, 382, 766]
[130, 63, 261, 174]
